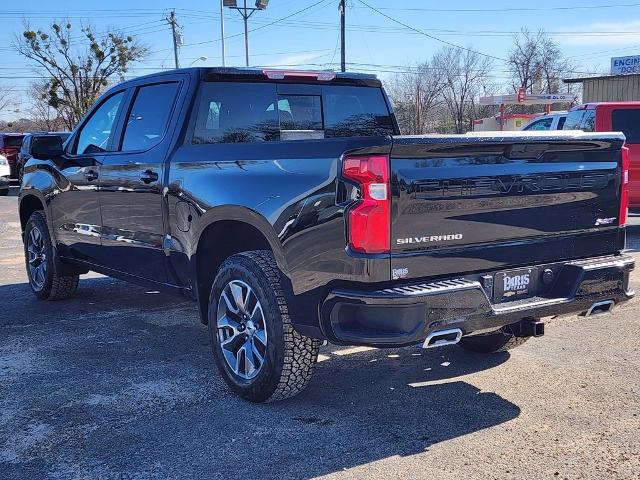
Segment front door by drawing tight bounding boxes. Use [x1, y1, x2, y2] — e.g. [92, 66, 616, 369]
[97, 81, 181, 282]
[49, 90, 126, 264]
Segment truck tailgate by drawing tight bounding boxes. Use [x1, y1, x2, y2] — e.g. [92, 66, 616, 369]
[389, 132, 626, 280]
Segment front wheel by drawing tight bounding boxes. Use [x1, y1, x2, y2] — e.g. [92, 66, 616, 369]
[458, 329, 530, 353]
[24, 211, 79, 300]
[208, 250, 320, 403]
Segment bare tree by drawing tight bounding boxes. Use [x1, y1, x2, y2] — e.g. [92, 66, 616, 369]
[0, 87, 14, 113]
[15, 20, 147, 129]
[28, 81, 66, 131]
[508, 28, 571, 94]
[433, 46, 493, 134]
[388, 60, 445, 134]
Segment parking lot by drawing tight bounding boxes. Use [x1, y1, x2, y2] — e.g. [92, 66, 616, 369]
[1, 185, 639, 480]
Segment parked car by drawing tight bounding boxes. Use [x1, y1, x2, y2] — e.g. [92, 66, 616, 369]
[0, 154, 10, 195]
[19, 68, 634, 403]
[563, 102, 640, 209]
[522, 111, 567, 131]
[0, 133, 25, 179]
[17, 132, 71, 183]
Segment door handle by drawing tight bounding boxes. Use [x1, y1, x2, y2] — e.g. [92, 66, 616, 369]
[84, 169, 99, 182]
[140, 169, 159, 184]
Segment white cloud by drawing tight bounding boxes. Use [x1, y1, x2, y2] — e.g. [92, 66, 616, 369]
[556, 21, 640, 46]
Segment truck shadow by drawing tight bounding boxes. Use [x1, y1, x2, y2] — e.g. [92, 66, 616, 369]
[0, 277, 520, 480]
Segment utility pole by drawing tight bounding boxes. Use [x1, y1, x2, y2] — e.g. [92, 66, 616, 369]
[166, 10, 181, 69]
[220, 0, 226, 67]
[415, 83, 422, 135]
[339, 0, 346, 72]
[243, 0, 250, 67]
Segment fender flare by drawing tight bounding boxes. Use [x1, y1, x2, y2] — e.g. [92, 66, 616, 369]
[192, 204, 288, 273]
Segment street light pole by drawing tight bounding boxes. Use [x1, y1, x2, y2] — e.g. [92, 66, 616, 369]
[225, 0, 267, 68]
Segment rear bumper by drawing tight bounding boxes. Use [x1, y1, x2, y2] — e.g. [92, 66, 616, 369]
[0, 174, 9, 191]
[320, 254, 635, 347]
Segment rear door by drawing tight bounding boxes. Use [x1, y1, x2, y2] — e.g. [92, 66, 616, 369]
[97, 79, 182, 282]
[605, 106, 640, 208]
[389, 134, 624, 281]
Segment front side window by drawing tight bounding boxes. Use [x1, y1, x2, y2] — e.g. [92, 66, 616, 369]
[193, 82, 279, 144]
[121, 83, 179, 151]
[75, 92, 125, 155]
[612, 108, 640, 144]
[524, 118, 553, 131]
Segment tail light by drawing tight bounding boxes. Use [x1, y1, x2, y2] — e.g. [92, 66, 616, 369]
[342, 155, 390, 253]
[620, 146, 630, 226]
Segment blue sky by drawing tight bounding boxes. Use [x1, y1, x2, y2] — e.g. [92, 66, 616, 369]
[2, 0, 640, 119]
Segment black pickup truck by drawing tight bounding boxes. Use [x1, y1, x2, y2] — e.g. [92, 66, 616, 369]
[19, 68, 634, 402]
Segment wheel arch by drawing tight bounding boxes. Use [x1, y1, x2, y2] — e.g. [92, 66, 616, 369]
[193, 207, 288, 325]
[19, 193, 46, 233]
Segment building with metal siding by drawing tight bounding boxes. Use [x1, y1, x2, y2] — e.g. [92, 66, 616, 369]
[564, 74, 640, 103]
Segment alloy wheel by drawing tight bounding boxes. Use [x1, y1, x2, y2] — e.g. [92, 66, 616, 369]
[216, 280, 267, 380]
[27, 225, 47, 290]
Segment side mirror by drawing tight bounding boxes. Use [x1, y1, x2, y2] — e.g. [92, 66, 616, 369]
[31, 135, 64, 160]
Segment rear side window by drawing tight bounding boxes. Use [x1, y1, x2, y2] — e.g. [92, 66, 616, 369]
[557, 116, 566, 130]
[323, 86, 394, 137]
[581, 110, 596, 132]
[563, 110, 586, 130]
[121, 82, 179, 151]
[3, 136, 24, 148]
[612, 109, 640, 143]
[563, 110, 595, 132]
[193, 82, 279, 144]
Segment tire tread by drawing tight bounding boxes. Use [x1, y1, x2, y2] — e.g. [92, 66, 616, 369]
[238, 251, 320, 402]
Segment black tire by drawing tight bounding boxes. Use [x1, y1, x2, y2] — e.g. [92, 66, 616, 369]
[458, 329, 530, 353]
[208, 250, 320, 403]
[24, 211, 79, 300]
[0, 189, 8, 196]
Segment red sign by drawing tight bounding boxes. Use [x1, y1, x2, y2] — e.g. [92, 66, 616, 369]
[517, 87, 526, 103]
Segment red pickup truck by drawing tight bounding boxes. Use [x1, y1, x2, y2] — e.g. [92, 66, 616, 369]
[564, 102, 640, 208]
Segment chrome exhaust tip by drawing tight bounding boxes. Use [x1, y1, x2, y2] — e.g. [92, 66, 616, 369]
[585, 300, 615, 317]
[423, 328, 463, 349]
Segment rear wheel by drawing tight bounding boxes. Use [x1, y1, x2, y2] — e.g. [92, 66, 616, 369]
[458, 329, 530, 353]
[24, 211, 79, 300]
[208, 250, 320, 403]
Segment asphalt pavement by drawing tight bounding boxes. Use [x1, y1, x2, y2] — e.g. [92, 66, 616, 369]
[1, 185, 639, 480]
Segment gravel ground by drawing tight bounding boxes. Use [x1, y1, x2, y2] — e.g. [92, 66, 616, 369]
[1, 186, 639, 480]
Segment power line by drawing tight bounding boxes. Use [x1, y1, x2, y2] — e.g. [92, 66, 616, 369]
[356, 0, 507, 62]
[350, 2, 640, 13]
[155, 0, 333, 52]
